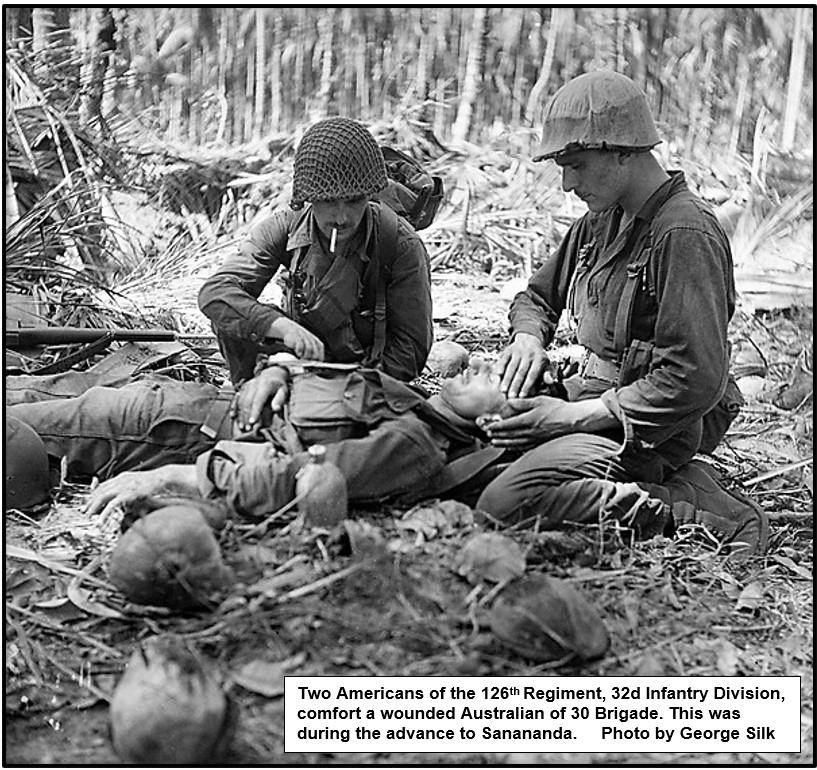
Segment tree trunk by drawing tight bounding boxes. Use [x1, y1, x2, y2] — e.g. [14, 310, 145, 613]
[728, 55, 750, 161]
[294, 10, 306, 124]
[5, 7, 32, 46]
[314, 11, 335, 120]
[356, 38, 369, 116]
[32, 7, 55, 52]
[5, 154, 21, 229]
[415, 13, 429, 121]
[434, 77, 446, 140]
[254, 9, 266, 140]
[525, 8, 561, 124]
[341, 9, 355, 115]
[243, 48, 253, 143]
[216, 12, 229, 142]
[269, 14, 283, 133]
[451, 7, 488, 144]
[31, 7, 70, 79]
[79, 8, 116, 129]
[615, 8, 627, 73]
[781, 6, 807, 152]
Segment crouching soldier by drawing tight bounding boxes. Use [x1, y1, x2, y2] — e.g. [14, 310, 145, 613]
[484, 70, 767, 555]
[198, 117, 433, 385]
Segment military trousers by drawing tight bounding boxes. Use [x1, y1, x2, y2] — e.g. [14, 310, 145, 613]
[7, 378, 227, 480]
[474, 433, 671, 539]
[6, 374, 449, 505]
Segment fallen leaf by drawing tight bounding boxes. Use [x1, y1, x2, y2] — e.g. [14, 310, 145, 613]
[631, 652, 665, 676]
[720, 580, 741, 601]
[454, 532, 526, 585]
[232, 653, 306, 698]
[771, 554, 813, 581]
[436, 499, 475, 527]
[67, 582, 123, 619]
[775, 634, 810, 659]
[343, 520, 388, 559]
[398, 504, 450, 539]
[735, 581, 765, 612]
[33, 597, 72, 609]
[714, 638, 741, 675]
[661, 578, 682, 610]
[425, 340, 470, 376]
[621, 594, 640, 633]
[246, 563, 313, 597]
[399, 499, 473, 540]
[234, 543, 282, 566]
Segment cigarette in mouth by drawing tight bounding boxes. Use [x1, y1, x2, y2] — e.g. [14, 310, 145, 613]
[329, 227, 338, 254]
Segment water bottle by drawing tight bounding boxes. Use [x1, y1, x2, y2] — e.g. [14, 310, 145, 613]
[295, 445, 348, 526]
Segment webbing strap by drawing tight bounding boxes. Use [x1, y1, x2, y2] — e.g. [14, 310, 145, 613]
[431, 445, 507, 497]
[368, 204, 399, 367]
[612, 243, 652, 352]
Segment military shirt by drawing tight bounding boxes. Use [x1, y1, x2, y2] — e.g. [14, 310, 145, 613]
[509, 172, 735, 470]
[194, 368, 483, 518]
[198, 202, 433, 381]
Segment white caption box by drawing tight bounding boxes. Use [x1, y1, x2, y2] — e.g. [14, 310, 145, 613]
[284, 675, 801, 753]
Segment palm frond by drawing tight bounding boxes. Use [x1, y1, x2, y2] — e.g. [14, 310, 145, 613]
[731, 183, 814, 265]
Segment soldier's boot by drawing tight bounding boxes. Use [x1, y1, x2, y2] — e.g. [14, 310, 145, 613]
[652, 460, 769, 560]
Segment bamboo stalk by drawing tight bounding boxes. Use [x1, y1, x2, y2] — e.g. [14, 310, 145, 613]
[743, 457, 813, 486]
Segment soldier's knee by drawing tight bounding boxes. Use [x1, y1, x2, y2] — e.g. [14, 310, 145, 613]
[476, 479, 531, 524]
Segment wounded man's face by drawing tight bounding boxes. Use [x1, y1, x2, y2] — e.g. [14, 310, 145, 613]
[439, 359, 506, 419]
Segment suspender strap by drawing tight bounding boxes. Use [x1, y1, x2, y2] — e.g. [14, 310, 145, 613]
[200, 384, 236, 440]
[612, 241, 652, 352]
[432, 445, 508, 497]
[367, 204, 399, 367]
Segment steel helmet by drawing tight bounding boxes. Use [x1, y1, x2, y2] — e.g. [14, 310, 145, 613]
[291, 117, 388, 209]
[534, 71, 661, 162]
[5, 416, 51, 511]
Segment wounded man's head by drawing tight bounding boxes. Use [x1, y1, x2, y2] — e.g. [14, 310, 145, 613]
[439, 358, 506, 420]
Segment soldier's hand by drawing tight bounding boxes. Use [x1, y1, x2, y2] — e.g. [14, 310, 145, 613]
[497, 333, 549, 399]
[232, 366, 290, 432]
[86, 465, 199, 524]
[481, 395, 566, 448]
[484, 395, 619, 449]
[267, 317, 325, 361]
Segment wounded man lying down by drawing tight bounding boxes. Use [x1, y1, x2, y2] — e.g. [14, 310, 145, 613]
[7, 355, 766, 557]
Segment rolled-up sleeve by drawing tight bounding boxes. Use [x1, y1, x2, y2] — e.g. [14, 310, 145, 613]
[379, 221, 434, 381]
[198, 211, 295, 342]
[601, 223, 733, 449]
[195, 440, 304, 519]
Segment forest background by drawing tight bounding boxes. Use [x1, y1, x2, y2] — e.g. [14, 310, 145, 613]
[3, 5, 814, 766]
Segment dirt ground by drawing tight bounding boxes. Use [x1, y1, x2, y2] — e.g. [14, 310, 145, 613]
[4, 272, 813, 766]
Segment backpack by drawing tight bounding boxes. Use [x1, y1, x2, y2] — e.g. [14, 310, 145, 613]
[366, 147, 443, 365]
[375, 146, 444, 232]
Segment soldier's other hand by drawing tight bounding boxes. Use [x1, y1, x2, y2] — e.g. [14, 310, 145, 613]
[482, 395, 566, 448]
[232, 366, 290, 432]
[267, 317, 325, 361]
[85, 465, 199, 524]
[497, 333, 549, 399]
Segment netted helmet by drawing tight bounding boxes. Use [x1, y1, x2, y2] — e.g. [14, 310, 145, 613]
[534, 71, 661, 162]
[291, 117, 388, 209]
[5, 416, 51, 511]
